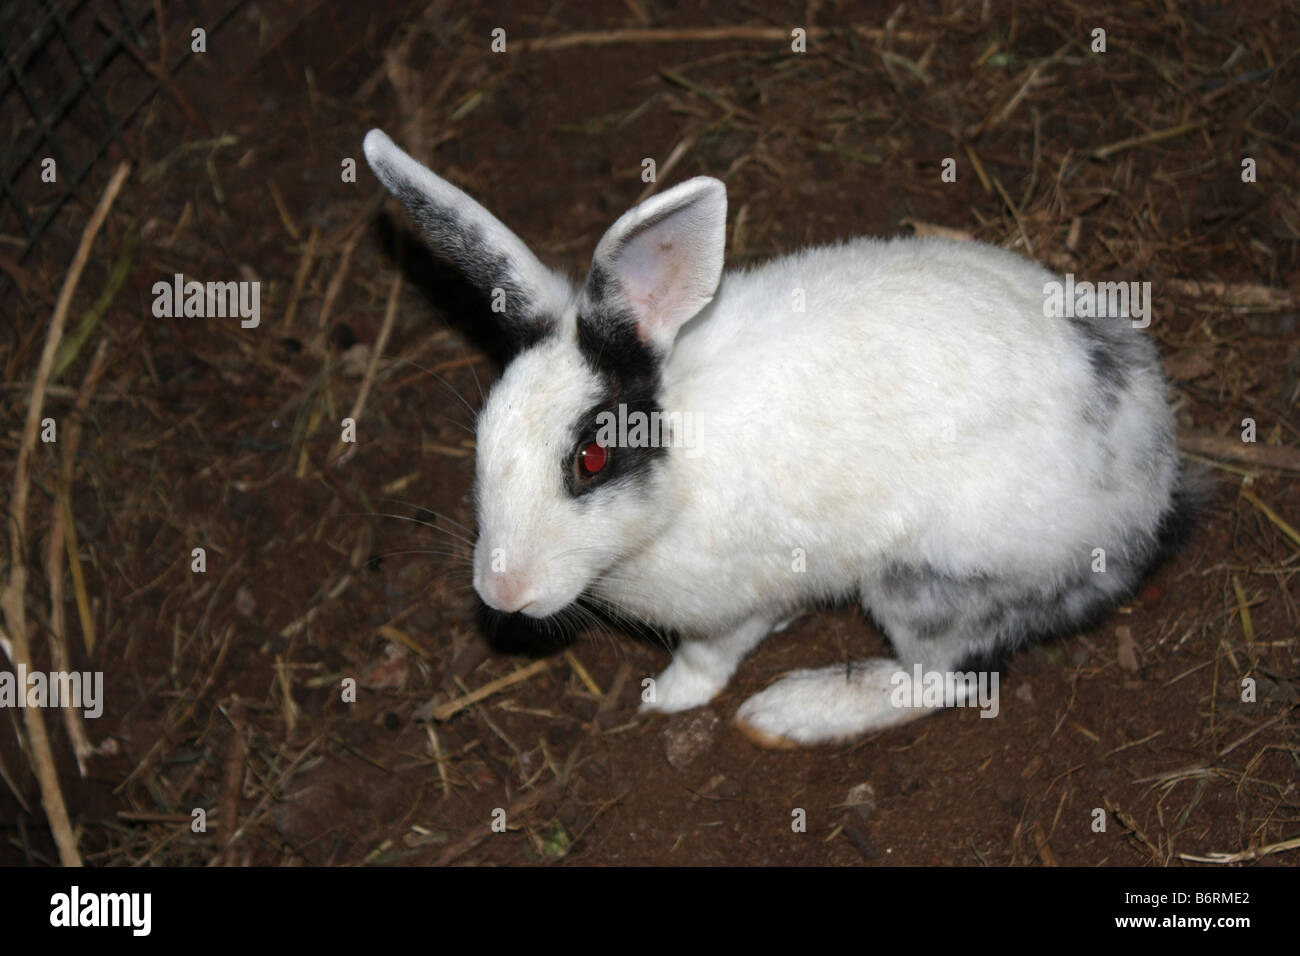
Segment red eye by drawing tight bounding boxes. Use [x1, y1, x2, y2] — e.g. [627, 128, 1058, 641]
[577, 440, 608, 478]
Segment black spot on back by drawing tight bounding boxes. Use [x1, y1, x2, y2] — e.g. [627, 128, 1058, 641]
[1069, 315, 1126, 390]
[1064, 313, 1156, 425]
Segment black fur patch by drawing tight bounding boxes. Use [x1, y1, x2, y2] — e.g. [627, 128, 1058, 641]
[1064, 314, 1154, 424]
[563, 377, 669, 498]
[879, 562, 971, 622]
[575, 262, 662, 383]
[512, 314, 559, 352]
[575, 310, 660, 384]
[563, 262, 669, 498]
[381, 166, 556, 343]
[583, 259, 616, 306]
[1069, 315, 1129, 393]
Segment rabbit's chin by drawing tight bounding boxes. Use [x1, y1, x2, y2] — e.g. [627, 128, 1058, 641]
[516, 592, 583, 620]
[476, 580, 588, 620]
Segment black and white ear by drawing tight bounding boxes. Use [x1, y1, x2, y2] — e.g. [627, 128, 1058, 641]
[584, 177, 727, 355]
[363, 129, 571, 327]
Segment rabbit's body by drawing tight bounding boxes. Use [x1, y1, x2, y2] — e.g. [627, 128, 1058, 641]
[587, 237, 1183, 736]
[365, 129, 1195, 746]
[619, 236, 1176, 627]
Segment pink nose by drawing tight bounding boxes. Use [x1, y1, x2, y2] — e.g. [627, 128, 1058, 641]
[479, 572, 537, 613]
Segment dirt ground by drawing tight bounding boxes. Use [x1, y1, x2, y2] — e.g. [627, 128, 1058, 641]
[2, 0, 1298, 867]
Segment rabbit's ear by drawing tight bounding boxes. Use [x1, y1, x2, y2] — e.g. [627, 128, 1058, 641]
[583, 177, 726, 356]
[363, 129, 570, 327]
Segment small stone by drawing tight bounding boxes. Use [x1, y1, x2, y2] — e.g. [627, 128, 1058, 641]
[360, 643, 409, 690]
[340, 342, 370, 376]
[1116, 625, 1140, 672]
[844, 781, 877, 822]
[663, 710, 720, 769]
[234, 586, 256, 617]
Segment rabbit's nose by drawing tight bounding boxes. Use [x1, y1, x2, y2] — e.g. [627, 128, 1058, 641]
[477, 570, 539, 614]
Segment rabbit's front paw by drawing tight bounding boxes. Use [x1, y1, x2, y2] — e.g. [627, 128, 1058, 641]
[640, 656, 727, 713]
[734, 659, 928, 747]
[640, 619, 775, 714]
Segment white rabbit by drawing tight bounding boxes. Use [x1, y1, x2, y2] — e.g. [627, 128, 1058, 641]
[363, 128, 1200, 747]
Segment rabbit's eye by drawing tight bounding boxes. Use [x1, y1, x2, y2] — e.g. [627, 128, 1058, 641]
[575, 440, 609, 479]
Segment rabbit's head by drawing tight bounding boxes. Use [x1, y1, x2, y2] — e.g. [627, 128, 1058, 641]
[364, 129, 726, 618]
